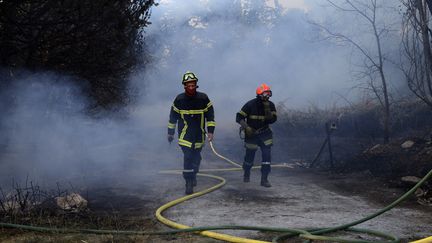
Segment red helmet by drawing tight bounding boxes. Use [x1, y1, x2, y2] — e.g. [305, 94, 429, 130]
[256, 83, 272, 96]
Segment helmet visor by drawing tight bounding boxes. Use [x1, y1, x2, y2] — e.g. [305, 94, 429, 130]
[262, 90, 272, 98]
[183, 73, 197, 82]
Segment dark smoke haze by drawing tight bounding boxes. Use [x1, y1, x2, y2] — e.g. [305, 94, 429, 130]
[0, 0, 405, 188]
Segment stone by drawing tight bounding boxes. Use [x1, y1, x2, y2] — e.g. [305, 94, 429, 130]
[401, 140, 415, 149]
[401, 176, 421, 184]
[55, 193, 88, 212]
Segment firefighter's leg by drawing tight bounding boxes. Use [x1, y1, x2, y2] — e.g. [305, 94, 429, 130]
[243, 142, 258, 182]
[260, 144, 272, 187]
[191, 148, 202, 187]
[181, 147, 194, 195]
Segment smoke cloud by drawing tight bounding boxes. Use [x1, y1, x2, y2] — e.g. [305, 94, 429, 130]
[139, 1, 349, 128]
[137, 0, 404, 122]
[0, 0, 405, 188]
[0, 72, 176, 189]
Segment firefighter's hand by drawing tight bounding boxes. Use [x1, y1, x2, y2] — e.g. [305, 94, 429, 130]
[263, 101, 272, 120]
[167, 134, 174, 143]
[245, 126, 256, 137]
[207, 133, 214, 142]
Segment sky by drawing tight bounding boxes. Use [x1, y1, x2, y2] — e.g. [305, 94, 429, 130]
[0, 0, 406, 188]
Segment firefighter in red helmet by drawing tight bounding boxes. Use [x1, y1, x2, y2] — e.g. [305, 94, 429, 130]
[168, 71, 216, 195]
[236, 83, 277, 187]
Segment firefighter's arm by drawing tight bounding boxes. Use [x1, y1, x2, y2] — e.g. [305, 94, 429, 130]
[263, 101, 272, 120]
[236, 103, 249, 126]
[237, 104, 256, 137]
[238, 118, 255, 137]
[167, 103, 179, 142]
[264, 101, 277, 124]
[204, 98, 215, 135]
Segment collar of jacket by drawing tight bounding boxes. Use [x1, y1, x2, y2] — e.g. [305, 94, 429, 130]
[255, 97, 265, 103]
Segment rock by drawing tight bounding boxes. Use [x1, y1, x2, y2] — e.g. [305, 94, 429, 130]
[370, 144, 381, 151]
[364, 144, 381, 154]
[401, 140, 415, 149]
[55, 193, 88, 212]
[415, 188, 432, 206]
[401, 176, 421, 184]
[418, 196, 432, 206]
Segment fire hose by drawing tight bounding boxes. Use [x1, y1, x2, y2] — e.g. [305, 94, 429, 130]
[1, 140, 431, 242]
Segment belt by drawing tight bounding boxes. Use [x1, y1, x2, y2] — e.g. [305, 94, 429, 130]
[255, 126, 270, 134]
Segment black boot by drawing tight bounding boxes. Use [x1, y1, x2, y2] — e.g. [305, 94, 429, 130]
[192, 177, 197, 187]
[243, 169, 250, 183]
[260, 174, 272, 187]
[185, 179, 194, 195]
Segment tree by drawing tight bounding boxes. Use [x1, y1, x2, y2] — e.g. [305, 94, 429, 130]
[310, 0, 395, 143]
[401, 0, 432, 108]
[0, 0, 155, 109]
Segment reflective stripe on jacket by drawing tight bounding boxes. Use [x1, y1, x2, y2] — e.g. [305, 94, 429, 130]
[168, 91, 215, 149]
[236, 97, 277, 130]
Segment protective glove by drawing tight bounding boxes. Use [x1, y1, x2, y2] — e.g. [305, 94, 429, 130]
[245, 126, 256, 138]
[239, 120, 248, 129]
[207, 133, 214, 142]
[167, 134, 174, 143]
[263, 101, 273, 120]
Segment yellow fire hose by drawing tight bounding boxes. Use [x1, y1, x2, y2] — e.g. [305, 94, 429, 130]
[410, 236, 432, 243]
[209, 140, 242, 167]
[155, 140, 432, 243]
[156, 141, 293, 243]
[155, 172, 269, 243]
[0, 140, 430, 242]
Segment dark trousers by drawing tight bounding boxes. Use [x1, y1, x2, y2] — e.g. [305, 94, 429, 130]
[243, 144, 271, 175]
[181, 146, 202, 179]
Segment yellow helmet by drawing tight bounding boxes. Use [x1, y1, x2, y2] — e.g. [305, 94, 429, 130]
[182, 71, 198, 84]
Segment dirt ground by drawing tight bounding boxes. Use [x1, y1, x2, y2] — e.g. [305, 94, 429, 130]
[151, 149, 432, 243]
[1, 135, 432, 243]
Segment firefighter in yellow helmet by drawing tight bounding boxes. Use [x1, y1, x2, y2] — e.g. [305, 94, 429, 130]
[236, 83, 277, 187]
[167, 71, 216, 195]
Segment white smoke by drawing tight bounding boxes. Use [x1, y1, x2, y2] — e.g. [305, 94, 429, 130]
[0, 0, 405, 188]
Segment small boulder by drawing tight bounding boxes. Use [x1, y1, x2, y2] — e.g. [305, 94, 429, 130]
[401, 140, 415, 149]
[55, 193, 88, 212]
[401, 176, 421, 184]
[364, 144, 381, 154]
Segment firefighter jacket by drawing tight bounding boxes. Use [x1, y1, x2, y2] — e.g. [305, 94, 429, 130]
[236, 97, 277, 149]
[168, 91, 215, 149]
[236, 97, 277, 130]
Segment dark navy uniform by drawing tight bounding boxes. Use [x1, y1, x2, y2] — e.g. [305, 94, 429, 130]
[236, 97, 277, 176]
[168, 91, 215, 180]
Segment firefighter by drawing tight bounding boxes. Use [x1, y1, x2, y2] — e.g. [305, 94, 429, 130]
[167, 71, 215, 195]
[236, 83, 277, 187]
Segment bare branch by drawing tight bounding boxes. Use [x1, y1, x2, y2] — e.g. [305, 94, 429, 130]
[310, 20, 379, 67]
[314, 0, 393, 143]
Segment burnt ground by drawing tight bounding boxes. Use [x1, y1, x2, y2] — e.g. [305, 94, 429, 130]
[1, 132, 432, 243]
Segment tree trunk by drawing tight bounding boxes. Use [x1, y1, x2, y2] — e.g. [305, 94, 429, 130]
[418, 0, 432, 97]
[425, 0, 432, 15]
[372, 5, 390, 143]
